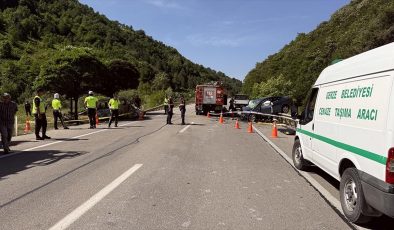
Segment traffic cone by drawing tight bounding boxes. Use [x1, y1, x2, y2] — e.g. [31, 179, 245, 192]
[24, 118, 31, 134]
[234, 119, 240, 129]
[219, 113, 224, 124]
[96, 113, 100, 125]
[247, 122, 253, 133]
[207, 112, 210, 118]
[272, 121, 278, 138]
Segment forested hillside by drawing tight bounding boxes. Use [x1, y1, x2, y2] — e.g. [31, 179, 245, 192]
[243, 0, 394, 105]
[0, 0, 241, 105]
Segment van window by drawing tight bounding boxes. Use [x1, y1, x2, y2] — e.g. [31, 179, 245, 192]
[304, 88, 319, 123]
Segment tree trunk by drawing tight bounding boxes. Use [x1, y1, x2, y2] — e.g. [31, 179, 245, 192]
[74, 97, 79, 120]
[73, 96, 79, 120]
[70, 98, 73, 116]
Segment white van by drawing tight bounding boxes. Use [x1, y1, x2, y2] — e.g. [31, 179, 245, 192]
[293, 42, 394, 223]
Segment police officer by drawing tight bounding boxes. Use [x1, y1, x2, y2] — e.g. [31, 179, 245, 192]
[166, 96, 174, 125]
[179, 96, 186, 125]
[163, 96, 169, 115]
[229, 97, 235, 111]
[108, 94, 120, 128]
[52, 93, 69, 130]
[33, 88, 51, 140]
[84, 91, 98, 129]
[24, 100, 31, 117]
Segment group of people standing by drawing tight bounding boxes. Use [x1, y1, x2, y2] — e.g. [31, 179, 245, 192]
[83, 90, 121, 129]
[2, 89, 186, 155]
[164, 95, 186, 125]
[1, 88, 123, 155]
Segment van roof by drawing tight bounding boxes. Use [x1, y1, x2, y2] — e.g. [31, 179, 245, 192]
[315, 42, 394, 86]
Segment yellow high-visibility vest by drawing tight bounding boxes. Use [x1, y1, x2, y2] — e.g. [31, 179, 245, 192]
[84, 96, 98, 109]
[32, 96, 45, 114]
[52, 99, 62, 110]
[109, 98, 120, 110]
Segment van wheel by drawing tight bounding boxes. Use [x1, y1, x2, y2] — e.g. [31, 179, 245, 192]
[340, 168, 372, 224]
[292, 139, 308, 170]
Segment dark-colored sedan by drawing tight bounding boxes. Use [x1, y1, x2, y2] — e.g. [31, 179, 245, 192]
[241, 96, 292, 122]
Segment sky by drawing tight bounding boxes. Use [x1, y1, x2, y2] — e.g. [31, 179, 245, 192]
[78, 0, 350, 81]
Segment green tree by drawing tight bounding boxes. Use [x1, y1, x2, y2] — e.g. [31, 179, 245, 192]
[36, 46, 107, 119]
[152, 72, 171, 90]
[0, 40, 12, 58]
[104, 59, 140, 96]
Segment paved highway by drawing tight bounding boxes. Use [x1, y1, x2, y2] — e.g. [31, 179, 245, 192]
[0, 105, 351, 229]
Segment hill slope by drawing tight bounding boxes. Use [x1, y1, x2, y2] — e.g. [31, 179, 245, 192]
[243, 0, 394, 105]
[0, 0, 241, 102]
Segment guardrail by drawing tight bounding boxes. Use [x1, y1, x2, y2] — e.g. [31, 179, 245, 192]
[207, 110, 299, 130]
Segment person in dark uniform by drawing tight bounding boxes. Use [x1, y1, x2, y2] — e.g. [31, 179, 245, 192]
[0, 93, 18, 154]
[24, 101, 31, 117]
[33, 88, 51, 140]
[134, 95, 141, 109]
[166, 96, 174, 125]
[229, 97, 235, 111]
[179, 96, 186, 125]
[229, 97, 235, 119]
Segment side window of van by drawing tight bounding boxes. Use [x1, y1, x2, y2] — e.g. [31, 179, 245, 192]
[304, 88, 319, 123]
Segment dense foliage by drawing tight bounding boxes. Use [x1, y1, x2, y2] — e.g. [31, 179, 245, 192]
[0, 0, 241, 107]
[243, 0, 394, 105]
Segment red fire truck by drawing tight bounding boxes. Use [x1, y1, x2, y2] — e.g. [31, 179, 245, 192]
[195, 82, 227, 115]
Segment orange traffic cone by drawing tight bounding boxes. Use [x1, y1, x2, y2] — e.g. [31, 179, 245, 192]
[219, 113, 224, 124]
[234, 119, 240, 129]
[247, 122, 253, 133]
[272, 121, 278, 138]
[207, 112, 210, 118]
[96, 113, 100, 125]
[24, 118, 31, 134]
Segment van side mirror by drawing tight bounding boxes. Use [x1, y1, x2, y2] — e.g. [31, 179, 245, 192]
[298, 111, 306, 124]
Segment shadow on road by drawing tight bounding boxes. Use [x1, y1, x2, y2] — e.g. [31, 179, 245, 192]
[303, 165, 340, 190]
[360, 214, 394, 229]
[0, 150, 87, 180]
[53, 138, 88, 141]
[9, 140, 37, 146]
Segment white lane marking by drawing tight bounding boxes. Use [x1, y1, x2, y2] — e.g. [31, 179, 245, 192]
[49, 163, 143, 230]
[252, 126, 362, 230]
[0, 122, 136, 159]
[179, 122, 194, 133]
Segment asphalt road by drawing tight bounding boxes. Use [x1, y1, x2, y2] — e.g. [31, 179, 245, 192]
[0, 105, 351, 229]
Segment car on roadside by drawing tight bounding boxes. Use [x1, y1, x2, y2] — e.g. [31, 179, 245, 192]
[241, 96, 292, 122]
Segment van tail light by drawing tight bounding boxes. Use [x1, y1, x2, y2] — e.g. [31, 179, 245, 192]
[386, 148, 394, 184]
